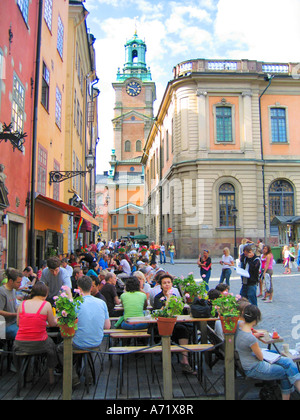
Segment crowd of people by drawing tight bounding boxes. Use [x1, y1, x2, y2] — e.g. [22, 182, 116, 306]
[0, 236, 299, 397]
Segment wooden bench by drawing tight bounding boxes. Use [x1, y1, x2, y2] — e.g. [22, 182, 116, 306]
[108, 343, 214, 393]
[14, 351, 47, 397]
[104, 329, 149, 349]
[73, 349, 100, 393]
[104, 329, 147, 334]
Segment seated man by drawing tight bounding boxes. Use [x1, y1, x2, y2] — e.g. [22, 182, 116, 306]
[117, 251, 131, 279]
[71, 267, 83, 296]
[57, 275, 110, 384]
[100, 272, 121, 317]
[72, 276, 110, 350]
[90, 275, 107, 304]
[41, 257, 72, 305]
[61, 258, 73, 277]
[20, 266, 37, 289]
[0, 268, 22, 339]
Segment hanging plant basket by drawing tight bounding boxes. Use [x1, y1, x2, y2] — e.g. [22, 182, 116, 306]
[59, 319, 78, 338]
[157, 317, 177, 336]
[220, 316, 239, 334]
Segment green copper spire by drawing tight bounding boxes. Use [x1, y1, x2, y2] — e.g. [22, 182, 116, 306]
[116, 32, 152, 82]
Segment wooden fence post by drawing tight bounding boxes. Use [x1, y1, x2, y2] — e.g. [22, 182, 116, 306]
[63, 337, 73, 400]
[224, 333, 235, 400]
[161, 336, 173, 400]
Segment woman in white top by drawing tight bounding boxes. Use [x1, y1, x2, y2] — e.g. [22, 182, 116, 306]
[219, 247, 234, 286]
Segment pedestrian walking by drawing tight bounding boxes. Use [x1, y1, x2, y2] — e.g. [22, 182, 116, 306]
[240, 245, 261, 306]
[260, 245, 274, 303]
[168, 242, 176, 265]
[219, 247, 234, 287]
[160, 241, 166, 264]
[197, 249, 212, 291]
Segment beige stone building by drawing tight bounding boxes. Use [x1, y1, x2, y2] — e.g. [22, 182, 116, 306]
[142, 59, 300, 258]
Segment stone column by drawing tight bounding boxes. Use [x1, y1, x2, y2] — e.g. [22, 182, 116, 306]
[196, 89, 208, 151]
[241, 91, 253, 151]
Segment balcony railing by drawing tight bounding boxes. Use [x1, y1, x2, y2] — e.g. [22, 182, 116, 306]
[173, 59, 296, 79]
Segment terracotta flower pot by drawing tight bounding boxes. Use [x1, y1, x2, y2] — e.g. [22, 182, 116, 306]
[59, 319, 78, 338]
[220, 315, 239, 334]
[157, 316, 177, 336]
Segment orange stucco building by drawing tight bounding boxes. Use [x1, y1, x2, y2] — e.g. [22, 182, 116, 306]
[143, 59, 300, 258]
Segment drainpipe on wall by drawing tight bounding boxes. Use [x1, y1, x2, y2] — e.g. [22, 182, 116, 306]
[29, 0, 43, 268]
[259, 74, 274, 243]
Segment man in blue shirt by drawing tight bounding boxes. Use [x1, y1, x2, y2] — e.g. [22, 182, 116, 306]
[56, 276, 110, 385]
[73, 275, 110, 349]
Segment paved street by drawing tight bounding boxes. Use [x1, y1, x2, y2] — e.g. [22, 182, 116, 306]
[158, 258, 300, 350]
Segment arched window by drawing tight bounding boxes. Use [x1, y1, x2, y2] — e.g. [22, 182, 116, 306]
[219, 183, 235, 227]
[136, 140, 142, 152]
[269, 180, 294, 222]
[132, 50, 138, 63]
[125, 140, 131, 152]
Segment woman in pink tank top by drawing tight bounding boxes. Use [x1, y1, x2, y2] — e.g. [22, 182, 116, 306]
[14, 282, 58, 385]
[260, 245, 274, 303]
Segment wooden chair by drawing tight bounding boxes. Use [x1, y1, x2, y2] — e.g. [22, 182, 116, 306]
[234, 350, 281, 400]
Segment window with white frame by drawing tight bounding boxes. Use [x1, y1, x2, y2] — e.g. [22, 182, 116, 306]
[37, 145, 47, 195]
[219, 183, 236, 227]
[127, 215, 135, 225]
[11, 74, 25, 133]
[55, 86, 62, 129]
[270, 107, 288, 143]
[53, 160, 60, 201]
[216, 106, 232, 142]
[125, 140, 131, 152]
[44, 0, 53, 31]
[57, 15, 64, 59]
[41, 62, 50, 111]
[17, 0, 29, 24]
[0, 50, 3, 109]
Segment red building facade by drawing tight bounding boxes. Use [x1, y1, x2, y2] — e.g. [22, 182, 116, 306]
[0, 0, 39, 270]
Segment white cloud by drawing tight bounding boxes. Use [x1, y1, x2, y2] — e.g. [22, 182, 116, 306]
[88, 0, 300, 172]
[214, 0, 300, 62]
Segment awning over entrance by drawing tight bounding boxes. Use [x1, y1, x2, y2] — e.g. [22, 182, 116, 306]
[35, 195, 99, 227]
[271, 216, 300, 225]
[35, 195, 79, 214]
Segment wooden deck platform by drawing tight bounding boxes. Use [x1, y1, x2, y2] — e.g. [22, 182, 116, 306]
[0, 338, 228, 401]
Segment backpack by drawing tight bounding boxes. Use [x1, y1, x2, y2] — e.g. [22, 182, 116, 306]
[191, 297, 211, 318]
[259, 382, 282, 400]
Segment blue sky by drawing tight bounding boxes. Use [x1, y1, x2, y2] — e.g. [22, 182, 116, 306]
[84, 0, 300, 173]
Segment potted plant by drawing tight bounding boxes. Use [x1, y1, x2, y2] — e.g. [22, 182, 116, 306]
[53, 286, 84, 338]
[175, 273, 208, 303]
[211, 292, 241, 334]
[139, 245, 148, 256]
[152, 295, 185, 336]
[154, 246, 161, 256]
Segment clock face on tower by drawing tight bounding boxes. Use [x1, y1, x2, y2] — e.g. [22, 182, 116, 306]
[126, 81, 142, 97]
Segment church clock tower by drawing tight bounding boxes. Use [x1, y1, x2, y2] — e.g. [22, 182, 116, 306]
[112, 31, 156, 162]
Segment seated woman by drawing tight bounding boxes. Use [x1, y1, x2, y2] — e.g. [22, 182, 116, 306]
[13, 282, 58, 385]
[118, 277, 148, 330]
[235, 304, 300, 400]
[153, 274, 196, 375]
[133, 270, 151, 302]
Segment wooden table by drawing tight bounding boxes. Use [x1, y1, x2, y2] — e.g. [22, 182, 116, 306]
[127, 315, 218, 346]
[126, 315, 219, 399]
[257, 331, 284, 353]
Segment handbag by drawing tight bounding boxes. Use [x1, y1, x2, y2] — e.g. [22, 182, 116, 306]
[191, 297, 211, 318]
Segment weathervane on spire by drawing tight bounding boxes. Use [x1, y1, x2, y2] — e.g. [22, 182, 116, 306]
[134, 16, 139, 35]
